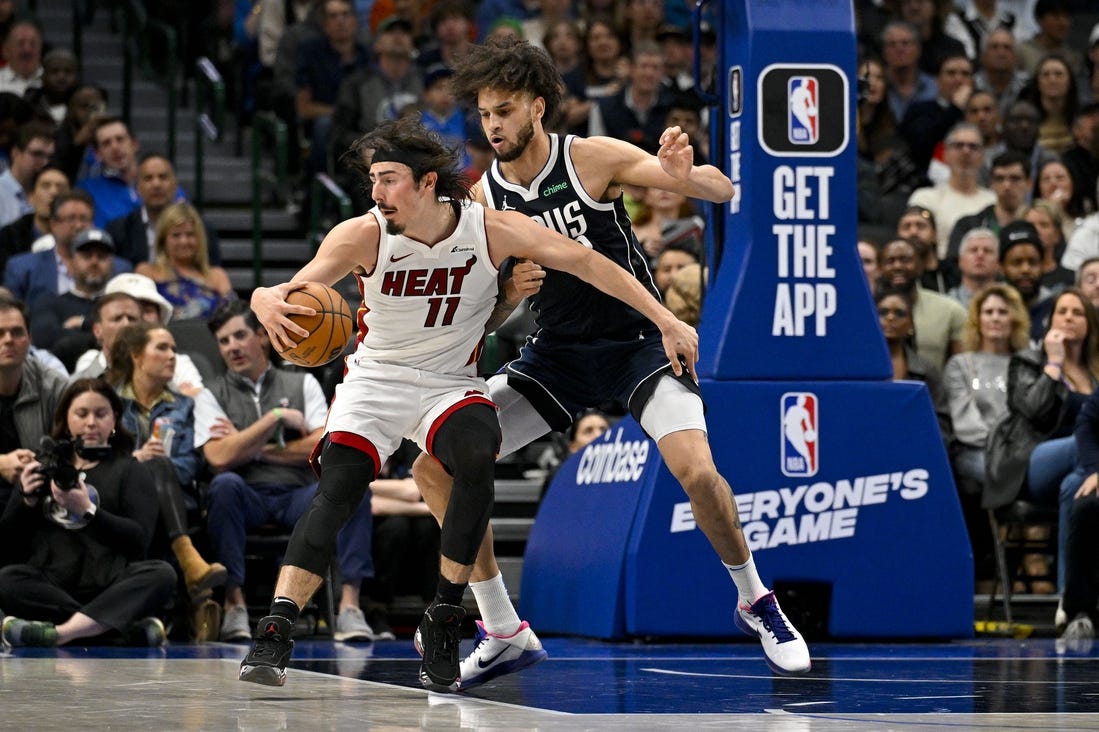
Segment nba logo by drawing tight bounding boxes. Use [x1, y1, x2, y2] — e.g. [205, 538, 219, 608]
[788, 76, 819, 145]
[781, 392, 818, 477]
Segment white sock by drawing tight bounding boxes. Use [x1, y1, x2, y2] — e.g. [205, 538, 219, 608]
[724, 555, 769, 607]
[470, 573, 521, 636]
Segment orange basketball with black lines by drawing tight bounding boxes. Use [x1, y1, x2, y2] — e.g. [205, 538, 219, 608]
[275, 282, 354, 368]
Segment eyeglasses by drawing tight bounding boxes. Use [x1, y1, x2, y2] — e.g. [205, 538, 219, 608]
[878, 307, 909, 319]
[948, 141, 981, 151]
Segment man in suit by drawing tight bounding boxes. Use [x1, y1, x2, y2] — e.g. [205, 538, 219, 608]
[105, 153, 221, 268]
[2, 190, 132, 309]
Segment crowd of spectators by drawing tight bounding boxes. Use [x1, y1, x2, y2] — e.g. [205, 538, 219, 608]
[0, 0, 712, 647]
[0, 0, 1097, 648]
[852, 0, 1099, 648]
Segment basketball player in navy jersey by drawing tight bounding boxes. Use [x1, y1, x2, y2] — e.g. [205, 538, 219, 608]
[238, 117, 697, 691]
[412, 36, 811, 685]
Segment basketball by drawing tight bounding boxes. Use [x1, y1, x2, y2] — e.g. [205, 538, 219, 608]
[274, 282, 354, 368]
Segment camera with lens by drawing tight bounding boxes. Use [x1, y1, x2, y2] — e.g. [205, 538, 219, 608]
[32, 436, 112, 495]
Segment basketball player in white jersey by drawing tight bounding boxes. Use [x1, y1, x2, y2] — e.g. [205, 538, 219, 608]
[238, 117, 697, 692]
[412, 37, 812, 686]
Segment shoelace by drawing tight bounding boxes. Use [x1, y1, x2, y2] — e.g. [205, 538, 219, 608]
[754, 598, 796, 643]
[251, 634, 286, 659]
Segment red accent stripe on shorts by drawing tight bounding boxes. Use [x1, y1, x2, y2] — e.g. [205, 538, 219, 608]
[425, 395, 498, 457]
[325, 430, 382, 477]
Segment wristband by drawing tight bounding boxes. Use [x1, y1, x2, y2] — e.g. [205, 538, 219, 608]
[1047, 361, 1063, 369]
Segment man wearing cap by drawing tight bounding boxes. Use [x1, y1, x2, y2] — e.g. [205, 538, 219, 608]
[70, 272, 204, 395]
[2, 190, 132, 310]
[28, 227, 120, 365]
[999, 219, 1053, 344]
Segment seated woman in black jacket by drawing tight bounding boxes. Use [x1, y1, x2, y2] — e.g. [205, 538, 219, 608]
[0, 378, 177, 647]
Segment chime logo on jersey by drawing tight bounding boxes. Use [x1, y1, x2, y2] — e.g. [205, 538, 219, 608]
[781, 392, 818, 477]
[788, 76, 819, 145]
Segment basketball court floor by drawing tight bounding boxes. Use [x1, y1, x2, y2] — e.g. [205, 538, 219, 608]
[5, 634, 1099, 730]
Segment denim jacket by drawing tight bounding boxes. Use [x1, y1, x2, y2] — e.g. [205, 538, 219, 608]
[118, 386, 198, 486]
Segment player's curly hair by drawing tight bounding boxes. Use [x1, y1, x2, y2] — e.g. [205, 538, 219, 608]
[343, 116, 471, 203]
[450, 36, 565, 129]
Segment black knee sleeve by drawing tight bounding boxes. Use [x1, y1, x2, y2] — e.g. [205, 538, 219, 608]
[431, 404, 501, 565]
[284, 441, 376, 576]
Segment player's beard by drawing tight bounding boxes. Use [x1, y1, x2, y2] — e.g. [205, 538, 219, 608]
[496, 118, 535, 162]
[385, 220, 405, 235]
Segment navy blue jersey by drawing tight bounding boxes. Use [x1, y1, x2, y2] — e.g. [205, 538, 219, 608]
[481, 133, 659, 341]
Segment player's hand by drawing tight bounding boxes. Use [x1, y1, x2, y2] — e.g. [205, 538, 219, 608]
[251, 282, 315, 352]
[505, 259, 546, 304]
[658, 126, 694, 180]
[1076, 472, 1099, 500]
[658, 316, 699, 382]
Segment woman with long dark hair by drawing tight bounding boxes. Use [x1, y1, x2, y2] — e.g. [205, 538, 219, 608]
[106, 322, 227, 619]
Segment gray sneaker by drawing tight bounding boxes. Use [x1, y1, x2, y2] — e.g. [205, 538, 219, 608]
[334, 607, 374, 642]
[1061, 613, 1095, 654]
[221, 605, 253, 643]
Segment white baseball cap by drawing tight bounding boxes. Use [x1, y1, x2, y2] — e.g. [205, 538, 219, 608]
[104, 272, 173, 324]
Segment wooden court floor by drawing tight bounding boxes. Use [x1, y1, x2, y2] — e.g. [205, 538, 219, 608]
[3, 635, 1099, 730]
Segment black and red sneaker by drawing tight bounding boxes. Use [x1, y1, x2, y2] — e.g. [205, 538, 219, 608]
[239, 615, 295, 686]
[416, 603, 465, 692]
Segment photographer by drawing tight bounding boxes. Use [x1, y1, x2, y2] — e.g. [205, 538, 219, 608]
[0, 378, 176, 647]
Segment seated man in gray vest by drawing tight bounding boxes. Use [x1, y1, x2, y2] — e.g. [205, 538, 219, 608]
[196, 300, 375, 642]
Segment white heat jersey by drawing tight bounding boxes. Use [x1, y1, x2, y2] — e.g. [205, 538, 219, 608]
[351, 200, 499, 375]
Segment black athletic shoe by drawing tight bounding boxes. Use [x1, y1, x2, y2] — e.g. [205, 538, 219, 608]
[416, 603, 465, 692]
[239, 615, 295, 686]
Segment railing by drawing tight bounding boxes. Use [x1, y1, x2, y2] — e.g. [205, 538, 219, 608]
[116, 0, 178, 162]
[193, 57, 225, 211]
[309, 174, 352, 254]
[251, 112, 288, 289]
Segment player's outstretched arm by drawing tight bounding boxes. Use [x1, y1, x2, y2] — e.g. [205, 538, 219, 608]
[579, 126, 734, 203]
[488, 210, 698, 378]
[251, 216, 378, 352]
